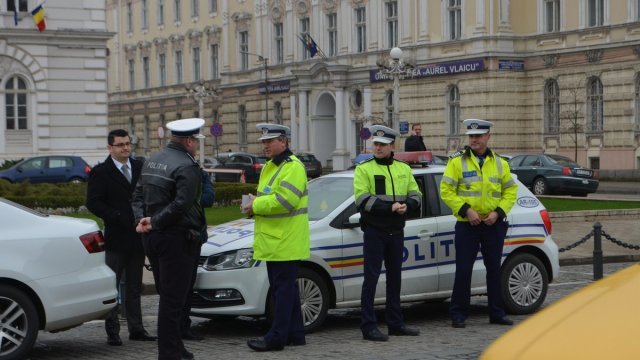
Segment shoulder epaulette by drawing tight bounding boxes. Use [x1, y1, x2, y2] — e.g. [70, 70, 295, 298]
[449, 150, 464, 159]
[285, 156, 293, 162]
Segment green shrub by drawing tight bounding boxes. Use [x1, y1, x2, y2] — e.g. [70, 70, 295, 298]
[0, 159, 22, 170]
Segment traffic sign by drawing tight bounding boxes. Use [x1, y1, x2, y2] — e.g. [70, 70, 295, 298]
[360, 127, 371, 140]
[210, 123, 223, 137]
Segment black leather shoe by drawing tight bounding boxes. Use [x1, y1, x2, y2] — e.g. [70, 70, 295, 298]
[388, 326, 420, 336]
[182, 330, 204, 341]
[490, 317, 514, 326]
[452, 320, 466, 328]
[247, 338, 284, 352]
[362, 328, 389, 342]
[107, 334, 122, 346]
[181, 348, 195, 360]
[129, 331, 157, 341]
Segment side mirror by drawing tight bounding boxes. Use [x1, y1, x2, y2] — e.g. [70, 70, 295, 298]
[344, 213, 361, 229]
[16, 167, 23, 173]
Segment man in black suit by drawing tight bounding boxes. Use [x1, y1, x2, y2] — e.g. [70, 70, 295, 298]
[86, 129, 156, 346]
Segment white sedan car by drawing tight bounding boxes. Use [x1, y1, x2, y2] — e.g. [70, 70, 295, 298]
[192, 167, 559, 332]
[0, 198, 117, 360]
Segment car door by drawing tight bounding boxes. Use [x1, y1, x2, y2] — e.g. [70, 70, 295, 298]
[430, 173, 458, 291]
[513, 155, 541, 187]
[46, 156, 73, 183]
[15, 157, 46, 183]
[400, 174, 439, 295]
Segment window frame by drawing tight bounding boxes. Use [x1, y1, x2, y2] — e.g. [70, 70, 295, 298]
[4, 76, 29, 131]
[174, 0, 182, 22]
[142, 56, 150, 88]
[210, 44, 219, 79]
[274, 22, 284, 64]
[141, 0, 148, 29]
[586, 76, 604, 132]
[239, 31, 249, 70]
[447, 0, 462, 40]
[386, 1, 398, 48]
[159, 53, 167, 86]
[327, 13, 338, 57]
[355, 7, 366, 53]
[192, 47, 201, 81]
[209, 0, 217, 13]
[544, 79, 560, 134]
[300, 17, 311, 60]
[447, 85, 460, 135]
[158, 0, 165, 25]
[128, 58, 135, 90]
[175, 50, 183, 84]
[238, 105, 247, 145]
[544, 0, 560, 32]
[191, 0, 199, 18]
[587, 0, 604, 27]
[126, 2, 133, 33]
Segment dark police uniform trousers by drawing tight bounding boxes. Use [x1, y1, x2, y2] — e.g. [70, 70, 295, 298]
[450, 221, 508, 322]
[143, 228, 199, 360]
[264, 260, 305, 347]
[360, 227, 404, 332]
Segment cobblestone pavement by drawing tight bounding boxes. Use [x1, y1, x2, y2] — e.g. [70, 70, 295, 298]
[28, 262, 632, 360]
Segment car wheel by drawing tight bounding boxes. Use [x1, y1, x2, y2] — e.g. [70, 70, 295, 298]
[532, 177, 548, 196]
[501, 253, 549, 315]
[0, 285, 39, 360]
[266, 267, 330, 333]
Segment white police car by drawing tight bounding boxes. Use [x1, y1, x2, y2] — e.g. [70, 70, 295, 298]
[192, 166, 559, 332]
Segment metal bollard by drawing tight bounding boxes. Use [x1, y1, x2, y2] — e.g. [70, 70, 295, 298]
[593, 222, 603, 280]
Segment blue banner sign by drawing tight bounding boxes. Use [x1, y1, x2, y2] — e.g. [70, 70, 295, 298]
[370, 59, 484, 82]
[498, 59, 524, 71]
[399, 121, 409, 134]
[259, 80, 290, 94]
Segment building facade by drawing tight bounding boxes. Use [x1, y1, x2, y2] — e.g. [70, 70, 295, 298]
[1, 0, 112, 165]
[107, 0, 640, 171]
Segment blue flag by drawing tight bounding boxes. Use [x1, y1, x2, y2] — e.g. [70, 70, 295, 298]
[14, 0, 19, 26]
[298, 33, 318, 58]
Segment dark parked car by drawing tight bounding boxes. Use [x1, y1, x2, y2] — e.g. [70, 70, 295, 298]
[508, 154, 599, 196]
[297, 153, 322, 178]
[213, 152, 267, 183]
[0, 155, 91, 184]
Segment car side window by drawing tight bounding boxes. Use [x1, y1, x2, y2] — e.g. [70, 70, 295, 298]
[522, 155, 540, 167]
[509, 156, 524, 167]
[431, 174, 453, 217]
[21, 158, 44, 170]
[49, 157, 72, 169]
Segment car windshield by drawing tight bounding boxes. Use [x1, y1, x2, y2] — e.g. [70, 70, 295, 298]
[547, 155, 580, 167]
[297, 154, 315, 162]
[308, 176, 353, 221]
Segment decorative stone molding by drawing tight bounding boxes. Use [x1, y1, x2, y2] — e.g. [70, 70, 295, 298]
[350, 0, 367, 9]
[187, 29, 203, 48]
[321, 0, 338, 14]
[153, 38, 168, 55]
[269, 0, 284, 23]
[295, 0, 311, 17]
[204, 26, 222, 45]
[542, 54, 558, 68]
[585, 49, 603, 63]
[232, 12, 253, 33]
[124, 44, 137, 60]
[169, 34, 185, 51]
[137, 41, 152, 58]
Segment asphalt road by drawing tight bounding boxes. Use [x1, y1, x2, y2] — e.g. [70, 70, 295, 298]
[29, 262, 633, 360]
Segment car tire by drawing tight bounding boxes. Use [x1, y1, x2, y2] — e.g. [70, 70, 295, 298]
[500, 252, 549, 315]
[0, 285, 39, 360]
[266, 267, 330, 333]
[532, 177, 548, 196]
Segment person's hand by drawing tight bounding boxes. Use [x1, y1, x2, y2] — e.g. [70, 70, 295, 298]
[136, 217, 152, 233]
[241, 193, 255, 217]
[466, 208, 482, 226]
[482, 211, 499, 226]
[391, 202, 407, 214]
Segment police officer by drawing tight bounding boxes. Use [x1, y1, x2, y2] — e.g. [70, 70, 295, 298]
[243, 123, 310, 352]
[354, 125, 422, 342]
[440, 119, 518, 329]
[132, 118, 206, 360]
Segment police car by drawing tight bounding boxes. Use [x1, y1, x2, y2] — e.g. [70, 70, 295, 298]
[192, 164, 559, 332]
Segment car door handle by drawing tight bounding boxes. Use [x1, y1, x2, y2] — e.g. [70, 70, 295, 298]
[418, 231, 434, 239]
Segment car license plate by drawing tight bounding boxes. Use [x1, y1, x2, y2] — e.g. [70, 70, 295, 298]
[582, 179, 589, 184]
[575, 169, 591, 176]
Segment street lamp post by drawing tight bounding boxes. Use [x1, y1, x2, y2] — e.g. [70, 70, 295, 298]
[377, 47, 412, 132]
[241, 51, 269, 123]
[185, 79, 217, 165]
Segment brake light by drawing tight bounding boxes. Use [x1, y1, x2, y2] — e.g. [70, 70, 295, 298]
[252, 163, 263, 169]
[539, 209, 552, 235]
[79, 231, 105, 253]
[85, 165, 92, 174]
[562, 167, 571, 176]
[593, 170, 599, 179]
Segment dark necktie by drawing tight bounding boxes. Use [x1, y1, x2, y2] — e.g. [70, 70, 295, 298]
[121, 164, 131, 183]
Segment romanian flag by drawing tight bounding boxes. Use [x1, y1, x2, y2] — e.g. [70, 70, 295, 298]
[31, 4, 46, 32]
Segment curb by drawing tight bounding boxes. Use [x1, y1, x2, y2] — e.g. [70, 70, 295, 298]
[559, 255, 640, 267]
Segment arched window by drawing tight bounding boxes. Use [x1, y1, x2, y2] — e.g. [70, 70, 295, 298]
[5, 76, 28, 130]
[447, 85, 460, 135]
[544, 79, 560, 133]
[586, 76, 603, 132]
[274, 101, 283, 124]
[238, 105, 247, 144]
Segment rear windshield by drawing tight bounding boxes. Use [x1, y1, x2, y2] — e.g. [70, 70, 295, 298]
[547, 155, 580, 167]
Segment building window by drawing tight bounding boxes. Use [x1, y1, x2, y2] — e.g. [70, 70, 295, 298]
[275, 23, 284, 64]
[274, 101, 283, 124]
[7, 0, 28, 13]
[158, 0, 165, 25]
[209, 0, 217, 13]
[175, 50, 183, 84]
[635, 74, 640, 131]
[544, 0, 560, 32]
[587, 0, 604, 27]
[239, 31, 249, 70]
[142, 56, 150, 88]
[191, 0, 199, 18]
[637, 0, 640, 20]
[192, 47, 200, 81]
[447, 85, 460, 135]
[386, 1, 398, 48]
[544, 79, 560, 133]
[128, 59, 135, 90]
[385, 90, 394, 125]
[327, 13, 338, 57]
[159, 53, 166, 86]
[300, 17, 310, 59]
[447, 0, 462, 40]
[4, 76, 28, 130]
[586, 76, 603, 132]
[174, 0, 181, 22]
[239, 105, 247, 144]
[126, 2, 133, 33]
[355, 7, 366, 53]
[210, 44, 219, 79]
[141, 0, 148, 29]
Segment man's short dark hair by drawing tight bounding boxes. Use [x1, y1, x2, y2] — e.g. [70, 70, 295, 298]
[108, 129, 129, 145]
[411, 123, 421, 130]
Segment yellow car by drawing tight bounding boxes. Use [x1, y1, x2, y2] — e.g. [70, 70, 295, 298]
[481, 263, 640, 360]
